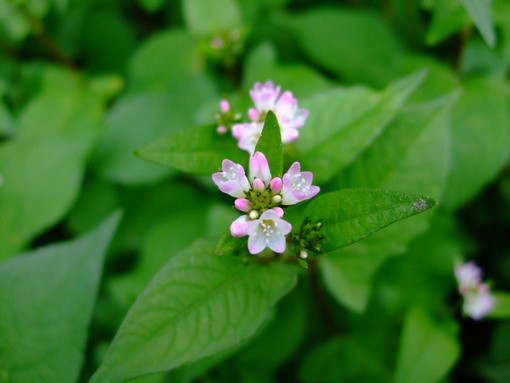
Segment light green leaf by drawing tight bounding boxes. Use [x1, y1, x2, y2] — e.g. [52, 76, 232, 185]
[90, 240, 297, 383]
[136, 124, 245, 175]
[285, 8, 404, 86]
[0, 213, 120, 383]
[460, 0, 496, 47]
[183, 0, 242, 34]
[300, 71, 426, 183]
[395, 307, 460, 383]
[0, 101, 16, 137]
[322, 94, 455, 312]
[305, 189, 437, 253]
[489, 292, 510, 319]
[216, 230, 248, 256]
[445, 77, 510, 209]
[255, 110, 283, 177]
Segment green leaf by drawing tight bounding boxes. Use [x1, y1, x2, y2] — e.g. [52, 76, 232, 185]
[322, 94, 455, 312]
[300, 71, 426, 183]
[216, 230, 248, 256]
[285, 8, 404, 86]
[426, 0, 471, 46]
[489, 292, 510, 319]
[304, 189, 437, 253]
[183, 0, 242, 34]
[0, 101, 16, 137]
[299, 336, 391, 383]
[255, 110, 283, 177]
[90, 240, 297, 383]
[460, 0, 496, 47]
[0, 213, 121, 383]
[0, 68, 116, 257]
[444, 77, 510, 209]
[395, 307, 460, 383]
[136, 124, 245, 175]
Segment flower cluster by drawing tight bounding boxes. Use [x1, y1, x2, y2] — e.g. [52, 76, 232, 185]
[219, 81, 308, 153]
[215, 99, 242, 135]
[455, 261, 494, 320]
[212, 152, 319, 254]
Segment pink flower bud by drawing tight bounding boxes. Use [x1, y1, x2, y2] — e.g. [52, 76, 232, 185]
[216, 125, 227, 134]
[249, 152, 272, 183]
[230, 215, 249, 237]
[234, 198, 250, 212]
[253, 178, 265, 191]
[270, 177, 282, 194]
[248, 107, 259, 121]
[273, 207, 284, 218]
[220, 99, 230, 113]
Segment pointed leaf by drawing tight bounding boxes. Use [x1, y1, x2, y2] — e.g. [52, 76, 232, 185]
[255, 110, 283, 177]
[460, 0, 496, 48]
[304, 189, 437, 253]
[91, 239, 297, 383]
[136, 124, 245, 175]
[0, 213, 121, 383]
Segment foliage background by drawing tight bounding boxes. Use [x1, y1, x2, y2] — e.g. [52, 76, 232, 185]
[1, 0, 510, 382]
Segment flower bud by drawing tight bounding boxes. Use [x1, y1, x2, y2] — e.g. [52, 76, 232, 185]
[220, 100, 230, 113]
[234, 198, 250, 212]
[216, 125, 227, 134]
[248, 107, 259, 121]
[270, 177, 282, 194]
[273, 207, 284, 218]
[249, 210, 259, 220]
[272, 195, 282, 204]
[299, 250, 308, 259]
[253, 178, 265, 191]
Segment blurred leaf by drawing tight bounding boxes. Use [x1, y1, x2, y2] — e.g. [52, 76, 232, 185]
[255, 110, 283, 177]
[300, 71, 426, 183]
[0, 0, 49, 42]
[395, 307, 460, 383]
[460, 37, 508, 77]
[243, 44, 331, 99]
[286, 8, 403, 86]
[136, 124, 245, 175]
[0, 67, 116, 257]
[460, 0, 496, 47]
[489, 292, 510, 318]
[90, 240, 297, 382]
[0, 101, 17, 137]
[216, 230, 248, 256]
[323, 94, 455, 312]
[128, 29, 203, 93]
[183, 0, 242, 34]
[305, 189, 437, 253]
[299, 336, 391, 383]
[136, 0, 167, 13]
[0, 212, 120, 383]
[444, 77, 510, 209]
[426, 0, 470, 45]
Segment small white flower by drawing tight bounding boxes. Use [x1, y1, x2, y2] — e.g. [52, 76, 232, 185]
[212, 160, 250, 198]
[463, 284, 495, 320]
[246, 209, 292, 254]
[281, 162, 320, 205]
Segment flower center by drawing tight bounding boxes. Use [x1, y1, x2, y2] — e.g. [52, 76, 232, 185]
[260, 220, 277, 237]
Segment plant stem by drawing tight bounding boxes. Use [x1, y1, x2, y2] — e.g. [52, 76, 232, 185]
[19, 4, 77, 70]
[308, 259, 340, 336]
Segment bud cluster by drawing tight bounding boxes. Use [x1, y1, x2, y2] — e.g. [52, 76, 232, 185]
[289, 218, 325, 259]
[215, 99, 242, 135]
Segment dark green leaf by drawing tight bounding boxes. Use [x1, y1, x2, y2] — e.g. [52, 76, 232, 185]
[90, 240, 297, 383]
[255, 110, 283, 177]
[0, 213, 120, 383]
[304, 189, 437, 253]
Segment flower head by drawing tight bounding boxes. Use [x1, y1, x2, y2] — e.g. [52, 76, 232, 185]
[282, 162, 320, 205]
[212, 160, 250, 198]
[462, 283, 495, 320]
[246, 209, 292, 254]
[455, 261, 494, 320]
[233, 81, 308, 153]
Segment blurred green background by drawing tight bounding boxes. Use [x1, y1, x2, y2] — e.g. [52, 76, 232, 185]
[1, 0, 510, 382]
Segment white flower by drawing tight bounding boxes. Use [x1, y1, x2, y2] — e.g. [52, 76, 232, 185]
[246, 209, 292, 254]
[212, 160, 250, 198]
[463, 284, 495, 320]
[281, 162, 320, 205]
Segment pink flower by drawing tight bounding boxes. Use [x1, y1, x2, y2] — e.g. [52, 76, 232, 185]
[249, 81, 281, 113]
[212, 160, 250, 198]
[230, 215, 249, 237]
[249, 151, 272, 183]
[281, 162, 320, 205]
[455, 261, 482, 294]
[463, 283, 495, 320]
[246, 209, 292, 254]
[232, 122, 263, 154]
